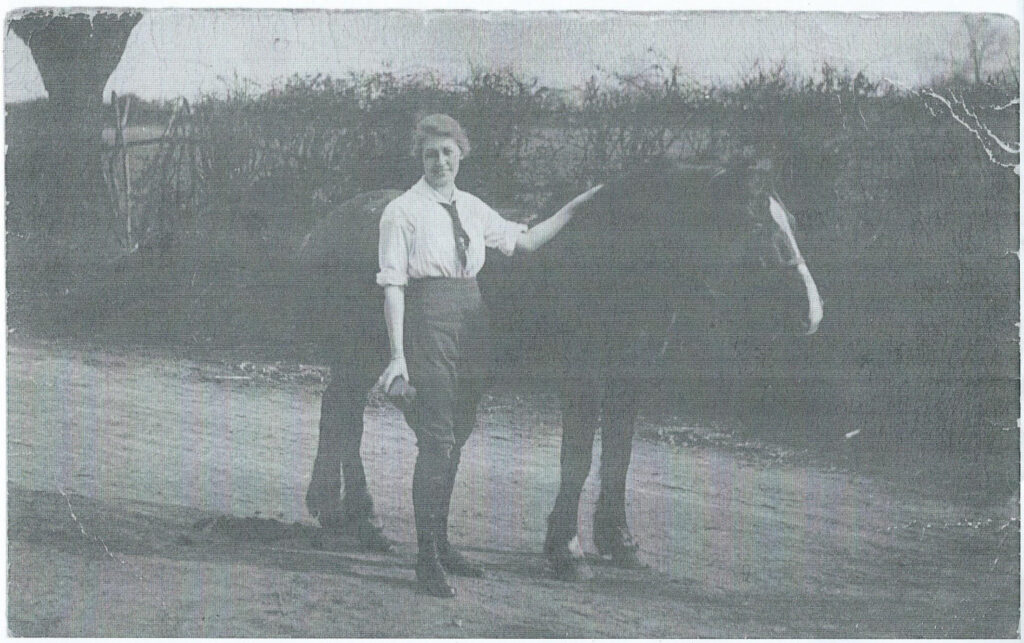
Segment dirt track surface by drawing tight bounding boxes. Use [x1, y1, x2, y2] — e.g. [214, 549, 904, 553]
[7, 340, 1021, 637]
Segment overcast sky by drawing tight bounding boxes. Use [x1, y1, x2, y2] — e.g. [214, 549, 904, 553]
[4, 7, 1020, 103]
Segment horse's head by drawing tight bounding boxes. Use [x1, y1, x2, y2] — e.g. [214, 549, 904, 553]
[696, 162, 822, 336]
[572, 158, 823, 336]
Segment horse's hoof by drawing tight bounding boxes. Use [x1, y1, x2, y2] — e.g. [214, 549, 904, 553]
[544, 536, 594, 581]
[601, 548, 647, 570]
[355, 520, 393, 553]
[306, 484, 343, 522]
[314, 514, 393, 553]
[546, 554, 595, 582]
[307, 499, 345, 529]
[308, 500, 393, 552]
[594, 524, 646, 569]
[311, 509, 344, 530]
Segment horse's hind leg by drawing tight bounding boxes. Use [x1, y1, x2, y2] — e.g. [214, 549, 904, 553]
[593, 378, 644, 568]
[544, 378, 600, 581]
[306, 371, 362, 517]
[306, 354, 391, 552]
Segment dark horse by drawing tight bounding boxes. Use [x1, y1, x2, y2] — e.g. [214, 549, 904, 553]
[299, 160, 823, 579]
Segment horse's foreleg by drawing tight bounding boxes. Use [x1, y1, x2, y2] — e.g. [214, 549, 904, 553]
[544, 380, 600, 580]
[594, 378, 643, 567]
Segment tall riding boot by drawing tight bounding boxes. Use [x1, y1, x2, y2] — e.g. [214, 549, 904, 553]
[412, 446, 456, 598]
[415, 537, 454, 599]
[435, 447, 484, 577]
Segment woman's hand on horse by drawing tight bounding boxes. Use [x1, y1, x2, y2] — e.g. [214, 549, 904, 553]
[377, 356, 409, 393]
[565, 184, 604, 215]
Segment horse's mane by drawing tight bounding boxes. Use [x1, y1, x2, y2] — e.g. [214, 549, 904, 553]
[525, 160, 756, 270]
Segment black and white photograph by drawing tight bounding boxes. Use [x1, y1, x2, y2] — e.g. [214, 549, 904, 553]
[5, 3, 1021, 637]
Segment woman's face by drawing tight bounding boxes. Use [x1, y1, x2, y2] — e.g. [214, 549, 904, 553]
[421, 135, 461, 193]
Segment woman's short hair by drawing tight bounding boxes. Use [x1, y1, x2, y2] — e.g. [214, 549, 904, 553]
[411, 113, 471, 159]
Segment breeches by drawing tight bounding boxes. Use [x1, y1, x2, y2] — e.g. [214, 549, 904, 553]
[402, 277, 493, 452]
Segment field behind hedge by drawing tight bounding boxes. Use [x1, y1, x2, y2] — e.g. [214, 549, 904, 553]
[7, 67, 1019, 498]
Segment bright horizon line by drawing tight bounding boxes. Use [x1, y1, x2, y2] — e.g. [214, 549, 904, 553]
[5, 8, 1020, 104]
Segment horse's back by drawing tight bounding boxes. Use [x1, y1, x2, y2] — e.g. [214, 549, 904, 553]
[295, 189, 402, 367]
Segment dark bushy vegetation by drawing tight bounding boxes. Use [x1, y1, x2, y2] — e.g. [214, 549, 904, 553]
[7, 65, 1019, 497]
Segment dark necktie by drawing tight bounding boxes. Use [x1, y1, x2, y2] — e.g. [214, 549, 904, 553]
[439, 201, 470, 268]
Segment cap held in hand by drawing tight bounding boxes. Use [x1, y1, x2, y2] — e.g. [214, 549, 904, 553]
[387, 375, 416, 402]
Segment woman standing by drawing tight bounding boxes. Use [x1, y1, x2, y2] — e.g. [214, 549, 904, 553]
[375, 114, 601, 598]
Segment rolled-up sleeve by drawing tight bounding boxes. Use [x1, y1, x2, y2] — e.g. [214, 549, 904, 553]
[480, 202, 528, 257]
[376, 203, 411, 287]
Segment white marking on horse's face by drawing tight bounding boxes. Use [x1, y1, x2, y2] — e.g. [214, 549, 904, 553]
[797, 262, 824, 335]
[769, 196, 823, 335]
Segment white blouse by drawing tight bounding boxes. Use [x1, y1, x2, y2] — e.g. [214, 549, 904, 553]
[376, 177, 528, 287]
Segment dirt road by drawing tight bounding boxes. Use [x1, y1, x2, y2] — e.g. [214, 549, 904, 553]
[7, 340, 1020, 637]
